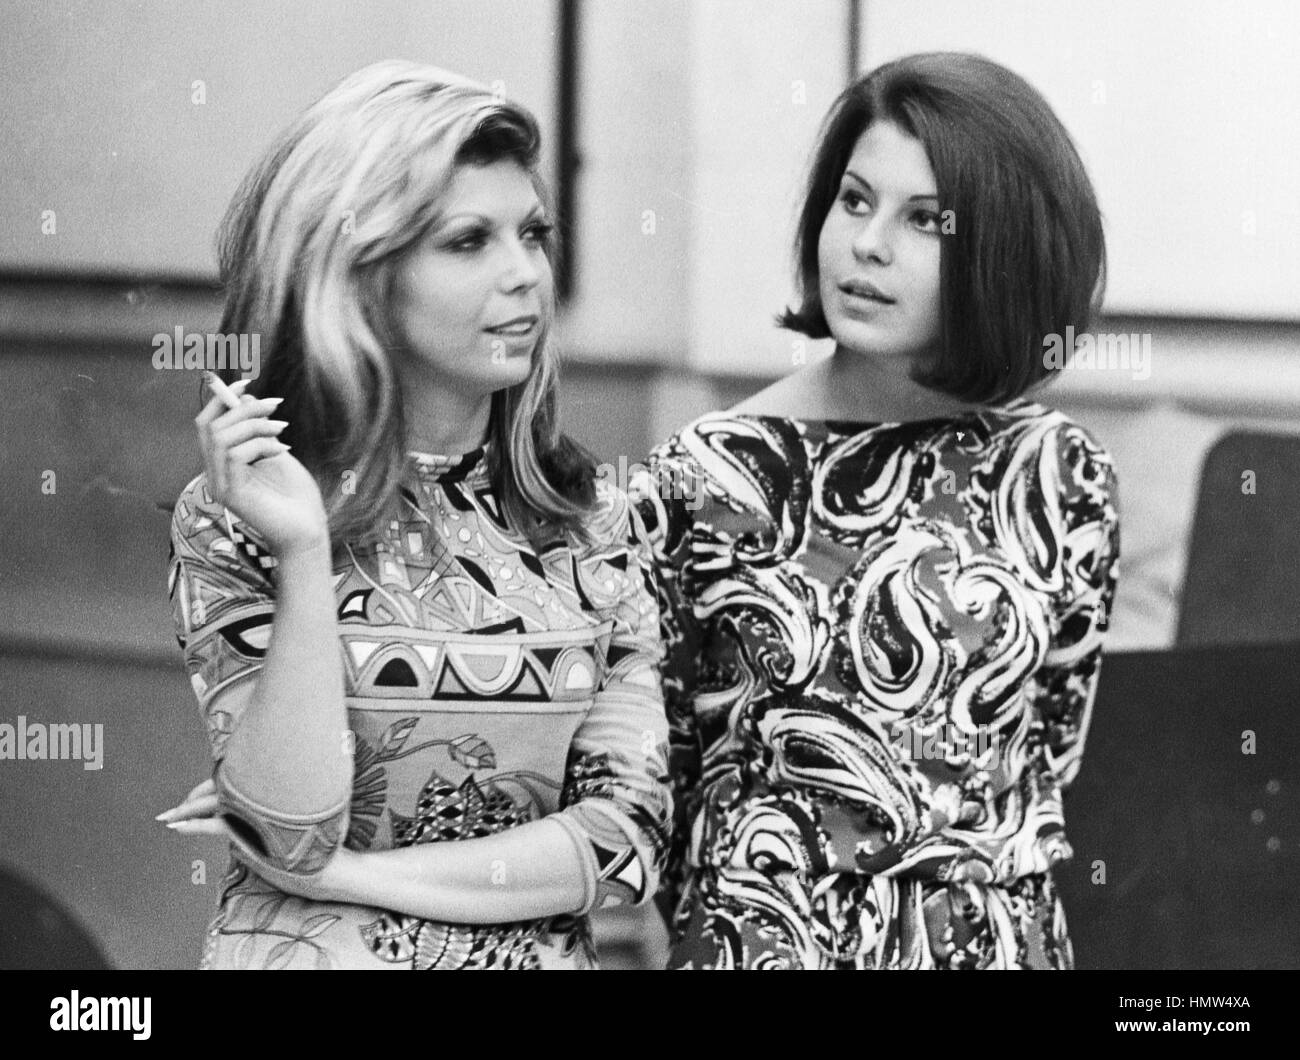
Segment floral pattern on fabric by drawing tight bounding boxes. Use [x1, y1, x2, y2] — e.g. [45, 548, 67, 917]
[168, 444, 669, 969]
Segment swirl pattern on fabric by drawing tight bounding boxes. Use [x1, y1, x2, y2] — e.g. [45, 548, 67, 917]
[630, 399, 1119, 970]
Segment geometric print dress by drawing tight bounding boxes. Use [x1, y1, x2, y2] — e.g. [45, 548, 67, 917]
[168, 442, 671, 969]
[628, 398, 1120, 969]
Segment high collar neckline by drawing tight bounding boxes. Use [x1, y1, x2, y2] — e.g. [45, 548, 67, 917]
[406, 440, 491, 484]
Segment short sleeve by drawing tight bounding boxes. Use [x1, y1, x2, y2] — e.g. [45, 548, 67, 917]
[549, 480, 674, 913]
[167, 473, 280, 762]
[627, 442, 707, 921]
[1028, 422, 1121, 790]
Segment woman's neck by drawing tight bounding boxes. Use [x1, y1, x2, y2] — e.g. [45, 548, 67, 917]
[733, 347, 985, 423]
[402, 377, 493, 455]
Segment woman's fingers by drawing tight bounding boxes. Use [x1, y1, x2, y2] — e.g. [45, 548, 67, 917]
[194, 394, 227, 433]
[227, 436, 291, 469]
[156, 778, 220, 822]
[210, 394, 284, 435]
[213, 416, 288, 450]
[156, 791, 221, 822]
[196, 392, 234, 497]
[198, 390, 254, 498]
[200, 394, 286, 499]
[195, 377, 252, 430]
[165, 817, 230, 837]
[184, 778, 217, 802]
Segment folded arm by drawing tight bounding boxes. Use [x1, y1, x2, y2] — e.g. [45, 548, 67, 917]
[312, 484, 672, 923]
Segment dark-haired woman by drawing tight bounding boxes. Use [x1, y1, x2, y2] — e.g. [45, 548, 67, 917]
[157, 61, 670, 969]
[630, 52, 1120, 970]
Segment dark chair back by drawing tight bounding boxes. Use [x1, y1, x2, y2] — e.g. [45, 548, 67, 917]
[1177, 431, 1300, 647]
[1055, 643, 1300, 968]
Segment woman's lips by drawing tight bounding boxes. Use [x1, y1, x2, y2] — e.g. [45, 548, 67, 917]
[839, 280, 895, 303]
[839, 288, 895, 315]
[484, 315, 539, 336]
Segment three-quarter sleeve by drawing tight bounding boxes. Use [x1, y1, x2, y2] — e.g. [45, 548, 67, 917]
[167, 472, 348, 875]
[627, 445, 706, 921]
[549, 480, 673, 913]
[1027, 424, 1121, 791]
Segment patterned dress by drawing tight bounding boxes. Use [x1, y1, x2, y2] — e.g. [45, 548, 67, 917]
[167, 442, 670, 969]
[628, 398, 1120, 969]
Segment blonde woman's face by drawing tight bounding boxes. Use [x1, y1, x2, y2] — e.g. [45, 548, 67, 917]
[817, 121, 944, 365]
[391, 159, 553, 396]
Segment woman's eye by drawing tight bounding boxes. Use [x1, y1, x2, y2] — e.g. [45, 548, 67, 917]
[913, 210, 941, 233]
[447, 232, 487, 252]
[523, 221, 554, 245]
[840, 189, 869, 214]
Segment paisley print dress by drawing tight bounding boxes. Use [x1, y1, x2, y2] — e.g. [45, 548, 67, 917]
[628, 399, 1119, 969]
[168, 443, 671, 969]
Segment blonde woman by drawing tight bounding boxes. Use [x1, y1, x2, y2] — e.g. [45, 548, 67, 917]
[158, 60, 670, 970]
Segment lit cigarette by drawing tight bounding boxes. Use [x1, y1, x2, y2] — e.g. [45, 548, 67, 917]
[205, 371, 247, 411]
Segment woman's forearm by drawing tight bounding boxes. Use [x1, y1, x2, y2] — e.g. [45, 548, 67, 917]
[334, 818, 589, 923]
[218, 540, 351, 823]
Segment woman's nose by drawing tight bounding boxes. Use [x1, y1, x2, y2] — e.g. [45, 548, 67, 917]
[499, 239, 542, 292]
[852, 214, 893, 266]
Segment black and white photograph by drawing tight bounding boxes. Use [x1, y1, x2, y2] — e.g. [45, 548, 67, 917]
[0, 0, 1295, 1034]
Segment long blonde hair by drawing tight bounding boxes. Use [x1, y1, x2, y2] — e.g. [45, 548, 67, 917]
[214, 59, 596, 554]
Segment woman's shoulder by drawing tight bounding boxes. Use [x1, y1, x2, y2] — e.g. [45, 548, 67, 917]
[991, 399, 1119, 516]
[635, 410, 755, 512]
[988, 397, 1113, 458]
[642, 408, 794, 478]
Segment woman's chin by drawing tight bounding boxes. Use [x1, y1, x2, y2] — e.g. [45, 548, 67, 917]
[829, 332, 923, 365]
[482, 357, 534, 392]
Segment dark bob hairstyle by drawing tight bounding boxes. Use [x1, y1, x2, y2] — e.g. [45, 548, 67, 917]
[779, 52, 1106, 405]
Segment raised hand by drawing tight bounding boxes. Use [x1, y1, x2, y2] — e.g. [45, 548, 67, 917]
[194, 375, 330, 558]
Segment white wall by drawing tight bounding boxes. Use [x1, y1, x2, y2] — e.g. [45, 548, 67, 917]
[560, 0, 694, 361]
[0, 0, 558, 278]
[562, 0, 847, 374]
[684, 0, 845, 375]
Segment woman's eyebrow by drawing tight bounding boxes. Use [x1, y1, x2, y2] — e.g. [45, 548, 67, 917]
[434, 204, 548, 230]
[843, 169, 938, 201]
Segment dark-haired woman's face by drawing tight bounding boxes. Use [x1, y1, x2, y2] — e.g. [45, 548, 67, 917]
[390, 159, 553, 399]
[817, 121, 943, 366]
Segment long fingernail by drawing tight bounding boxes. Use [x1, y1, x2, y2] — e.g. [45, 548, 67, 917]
[155, 811, 174, 821]
[263, 397, 285, 407]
